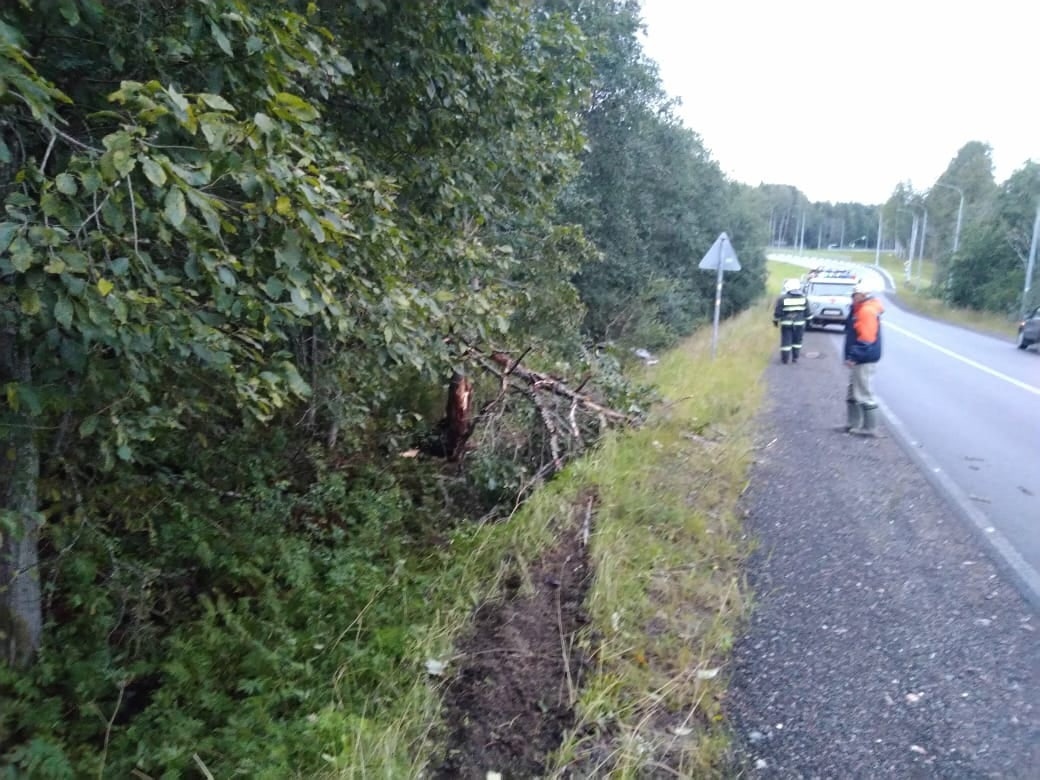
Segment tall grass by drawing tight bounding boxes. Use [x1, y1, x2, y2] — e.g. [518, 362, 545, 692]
[548, 305, 775, 776]
[329, 298, 778, 777]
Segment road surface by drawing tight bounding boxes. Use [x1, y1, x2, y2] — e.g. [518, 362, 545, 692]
[771, 253, 1040, 606]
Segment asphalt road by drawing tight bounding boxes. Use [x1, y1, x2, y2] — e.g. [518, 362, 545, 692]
[871, 295, 1040, 599]
[726, 328, 1040, 777]
[773, 255, 1040, 608]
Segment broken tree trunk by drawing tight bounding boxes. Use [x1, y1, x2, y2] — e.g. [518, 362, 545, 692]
[444, 372, 473, 461]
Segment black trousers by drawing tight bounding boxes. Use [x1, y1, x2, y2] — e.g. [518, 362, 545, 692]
[779, 321, 805, 362]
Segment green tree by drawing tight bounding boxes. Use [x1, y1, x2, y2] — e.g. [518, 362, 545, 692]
[946, 161, 1040, 314]
[0, 0, 593, 667]
[556, 0, 762, 347]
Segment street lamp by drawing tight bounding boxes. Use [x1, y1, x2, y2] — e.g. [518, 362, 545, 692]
[932, 182, 964, 254]
[896, 208, 918, 282]
[1024, 203, 1040, 317]
[898, 206, 927, 285]
[874, 211, 883, 267]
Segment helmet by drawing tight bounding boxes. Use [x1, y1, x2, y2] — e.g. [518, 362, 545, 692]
[782, 278, 801, 293]
[852, 281, 872, 295]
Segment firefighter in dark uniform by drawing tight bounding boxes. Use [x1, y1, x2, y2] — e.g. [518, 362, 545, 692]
[773, 278, 810, 364]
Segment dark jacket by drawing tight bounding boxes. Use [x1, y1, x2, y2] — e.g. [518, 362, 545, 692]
[773, 290, 809, 324]
[844, 296, 883, 363]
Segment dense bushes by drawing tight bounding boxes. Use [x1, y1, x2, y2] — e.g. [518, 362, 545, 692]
[0, 1, 758, 774]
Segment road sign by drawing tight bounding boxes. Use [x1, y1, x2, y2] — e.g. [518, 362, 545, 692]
[699, 231, 741, 272]
[699, 232, 741, 358]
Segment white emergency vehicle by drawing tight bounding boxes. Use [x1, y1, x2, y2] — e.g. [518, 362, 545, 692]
[801, 268, 858, 331]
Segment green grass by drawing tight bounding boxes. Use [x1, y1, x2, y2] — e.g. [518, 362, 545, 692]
[318, 294, 778, 777]
[545, 304, 776, 777]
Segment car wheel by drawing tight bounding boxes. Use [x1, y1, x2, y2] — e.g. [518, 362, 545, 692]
[1017, 330, 1031, 350]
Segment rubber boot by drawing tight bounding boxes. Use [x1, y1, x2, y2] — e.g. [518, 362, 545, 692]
[845, 400, 862, 432]
[781, 352, 789, 364]
[855, 404, 879, 437]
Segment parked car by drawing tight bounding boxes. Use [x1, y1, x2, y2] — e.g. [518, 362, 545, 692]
[804, 276, 858, 330]
[1017, 306, 1040, 349]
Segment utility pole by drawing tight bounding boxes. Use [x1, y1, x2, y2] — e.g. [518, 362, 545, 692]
[907, 214, 918, 283]
[875, 211, 883, 266]
[916, 210, 928, 283]
[933, 182, 964, 253]
[1024, 203, 1040, 317]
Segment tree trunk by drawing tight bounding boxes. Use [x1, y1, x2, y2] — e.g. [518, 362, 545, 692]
[0, 333, 42, 668]
[444, 372, 473, 461]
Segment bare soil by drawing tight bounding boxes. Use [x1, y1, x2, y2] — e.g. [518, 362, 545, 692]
[431, 497, 595, 779]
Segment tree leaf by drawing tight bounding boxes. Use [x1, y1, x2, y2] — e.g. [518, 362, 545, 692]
[272, 92, 319, 123]
[78, 415, 98, 437]
[141, 157, 167, 186]
[54, 296, 74, 327]
[164, 188, 187, 227]
[299, 210, 325, 243]
[97, 278, 114, 296]
[199, 93, 235, 112]
[0, 222, 18, 254]
[19, 288, 41, 315]
[253, 112, 276, 135]
[210, 21, 233, 56]
[9, 236, 34, 272]
[43, 257, 67, 274]
[58, 0, 80, 25]
[55, 173, 78, 195]
[217, 266, 237, 288]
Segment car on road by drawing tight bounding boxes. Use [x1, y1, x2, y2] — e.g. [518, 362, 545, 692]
[1017, 306, 1040, 349]
[802, 270, 858, 331]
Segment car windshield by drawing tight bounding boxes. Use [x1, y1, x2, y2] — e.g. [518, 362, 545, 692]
[810, 283, 856, 297]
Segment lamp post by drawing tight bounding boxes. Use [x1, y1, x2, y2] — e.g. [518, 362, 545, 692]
[897, 208, 914, 282]
[915, 209, 928, 285]
[1024, 203, 1040, 318]
[932, 182, 964, 253]
[874, 211, 883, 266]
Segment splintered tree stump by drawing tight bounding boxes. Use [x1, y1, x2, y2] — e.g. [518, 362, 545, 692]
[444, 372, 473, 461]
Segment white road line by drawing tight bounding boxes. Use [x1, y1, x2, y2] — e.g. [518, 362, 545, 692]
[884, 320, 1040, 397]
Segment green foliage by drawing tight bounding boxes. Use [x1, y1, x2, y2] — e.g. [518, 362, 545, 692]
[0, 0, 770, 775]
[556, 0, 765, 347]
[943, 157, 1037, 315]
[1, 434, 453, 777]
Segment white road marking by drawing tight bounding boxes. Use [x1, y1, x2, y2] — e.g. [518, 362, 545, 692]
[884, 320, 1040, 396]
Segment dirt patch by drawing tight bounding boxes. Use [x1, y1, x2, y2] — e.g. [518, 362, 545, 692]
[431, 495, 596, 779]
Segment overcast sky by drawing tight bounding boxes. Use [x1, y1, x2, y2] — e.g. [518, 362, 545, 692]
[638, 0, 1039, 205]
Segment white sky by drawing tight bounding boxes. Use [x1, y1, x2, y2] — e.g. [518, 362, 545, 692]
[638, 0, 1039, 204]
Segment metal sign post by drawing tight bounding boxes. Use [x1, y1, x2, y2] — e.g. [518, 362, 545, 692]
[698, 232, 741, 358]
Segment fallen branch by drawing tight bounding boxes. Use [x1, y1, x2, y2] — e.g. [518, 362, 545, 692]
[484, 351, 630, 424]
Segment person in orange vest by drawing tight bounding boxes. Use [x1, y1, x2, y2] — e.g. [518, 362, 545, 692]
[773, 278, 810, 364]
[844, 281, 884, 435]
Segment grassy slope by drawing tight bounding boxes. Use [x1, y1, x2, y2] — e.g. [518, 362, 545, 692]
[548, 302, 776, 776]
[337, 297, 778, 777]
[333, 253, 1014, 777]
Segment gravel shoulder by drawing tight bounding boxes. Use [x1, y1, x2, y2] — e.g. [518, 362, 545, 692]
[726, 329, 1040, 778]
